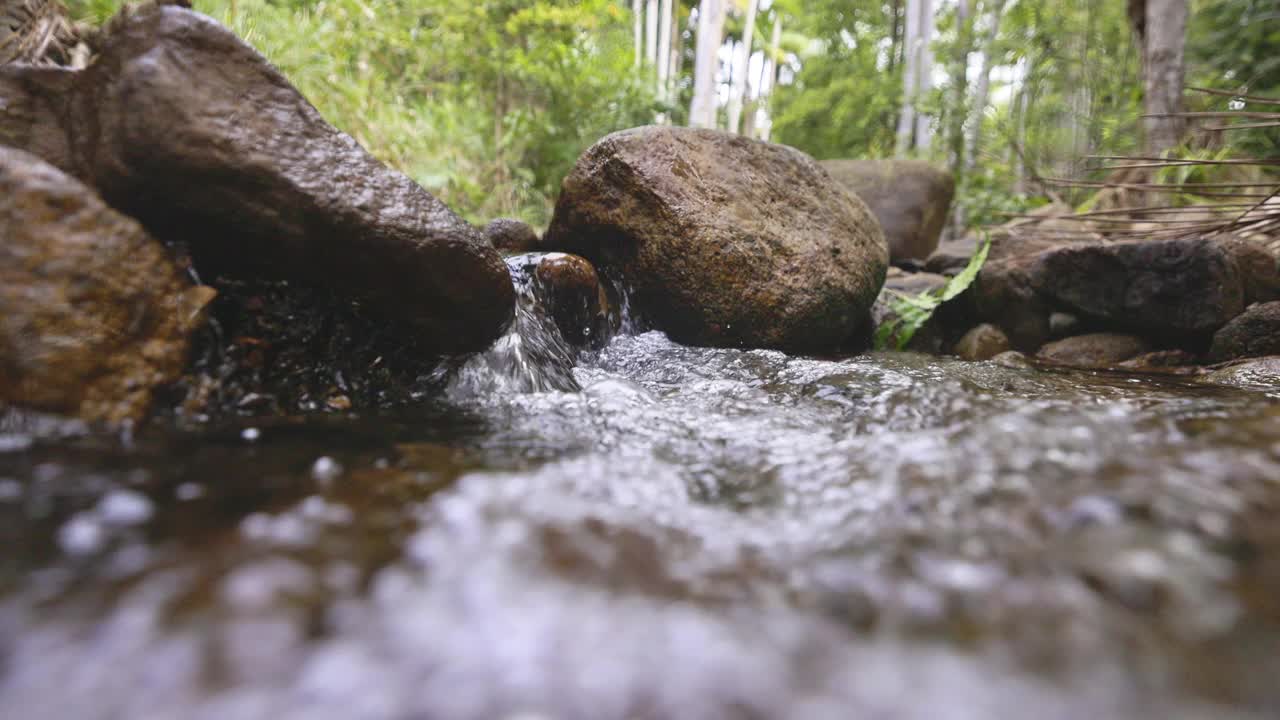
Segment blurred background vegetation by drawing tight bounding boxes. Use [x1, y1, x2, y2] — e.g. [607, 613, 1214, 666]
[64, 0, 1280, 230]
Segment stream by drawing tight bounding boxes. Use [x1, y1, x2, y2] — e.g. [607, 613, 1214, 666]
[2, 256, 1280, 719]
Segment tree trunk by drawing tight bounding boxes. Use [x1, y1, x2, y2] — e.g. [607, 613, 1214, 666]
[947, 0, 972, 235]
[759, 17, 782, 140]
[669, 5, 685, 103]
[727, 0, 760, 134]
[690, 0, 725, 129]
[646, 0, 660, 67]
[948, 0, 971, 171]
[1142, 0, 1187, 157]
[914, 0, 935, 152]
[633, 0, 643, 67]
[658, 0, 674, 97]
[895, 0, 920, 155]
[897, 0, 935, 154]
[964, 0, 1004, 173]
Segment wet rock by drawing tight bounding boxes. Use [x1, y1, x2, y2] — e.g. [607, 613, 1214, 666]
[1, 5, 513, 355]
[484, 218, 541, 254]
[971, 234, 1246, 350]
[871, 270, 949, 352]
[1208, 302, 1280, 363]
[0, 67, 78, 169]
[965, 230, 1091, 350]
[1117, 350, 1201, 371]
[1218, 236, 1280, 305]
[1197, 355, 1280, 390]
[973, 253, 1052, 351]
[954, 324, 1010, 361]
[1030, 237, 1244, 341]
[820, 159, 954, 262]
[544, 126, 888, 352]
[1037, 333, 1150, 368]
[0, 146, 214, 424]
[992, 350, 1033, 369]
[532, 253, 615, 347]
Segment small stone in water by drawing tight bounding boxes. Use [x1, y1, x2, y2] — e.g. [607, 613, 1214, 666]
[312, 456, 343, 483]
[241, 427, 262, 442]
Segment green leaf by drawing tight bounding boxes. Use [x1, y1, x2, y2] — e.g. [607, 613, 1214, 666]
[874, 233, 992, 352]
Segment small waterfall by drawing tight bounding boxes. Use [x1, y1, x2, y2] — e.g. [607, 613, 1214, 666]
[442, 254, 584, 397]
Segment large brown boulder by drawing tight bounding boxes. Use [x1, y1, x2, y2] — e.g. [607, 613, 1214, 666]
[544, 127, 887, 352]
[0, 146, 215, 424]
[820, 159, 955, 262]
[0, 5, 512, 355]
[1208, 301, 1280, 363]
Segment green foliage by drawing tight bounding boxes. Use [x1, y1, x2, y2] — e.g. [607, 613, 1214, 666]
[770, 0, 901, 158]
[874, 234, 991, 351]
[68, 0, 663, 227]
[1188, 0, 1280, 156]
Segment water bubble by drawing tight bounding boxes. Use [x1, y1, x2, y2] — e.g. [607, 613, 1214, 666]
[97, 489, 154, 526]
[58, 513, 105, 556]
[175, 482, 205, 501]
[0, 478, 21, 501]
[241, 427, 262, 442]
[312, 456, 343, 483]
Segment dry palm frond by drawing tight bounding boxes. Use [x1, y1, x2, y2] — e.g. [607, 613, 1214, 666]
[1029, 88, 1280, 253]
[0, 0, 78, 66]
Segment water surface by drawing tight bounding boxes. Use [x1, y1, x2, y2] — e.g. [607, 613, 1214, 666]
[3, 272, 1280, 719]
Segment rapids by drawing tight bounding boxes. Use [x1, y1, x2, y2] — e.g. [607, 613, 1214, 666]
[2, 256, 1279, 719]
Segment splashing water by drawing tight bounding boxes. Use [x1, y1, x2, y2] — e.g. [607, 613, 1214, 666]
[444, 254, 585, 397]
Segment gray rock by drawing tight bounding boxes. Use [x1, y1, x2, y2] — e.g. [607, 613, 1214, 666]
[971, 235, 1247, 350]
[485, 218, 541, 254]
[1208, 301, 1280, 363]
[1029, 237, 1244, 340]
[544, 126, 888, 352]
[820, 159, 954, 262]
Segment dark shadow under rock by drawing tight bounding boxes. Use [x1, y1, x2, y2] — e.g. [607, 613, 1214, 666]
[159, 276, 451, 423]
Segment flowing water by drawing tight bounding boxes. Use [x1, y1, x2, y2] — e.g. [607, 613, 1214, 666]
[3, 255, 1280, 719]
